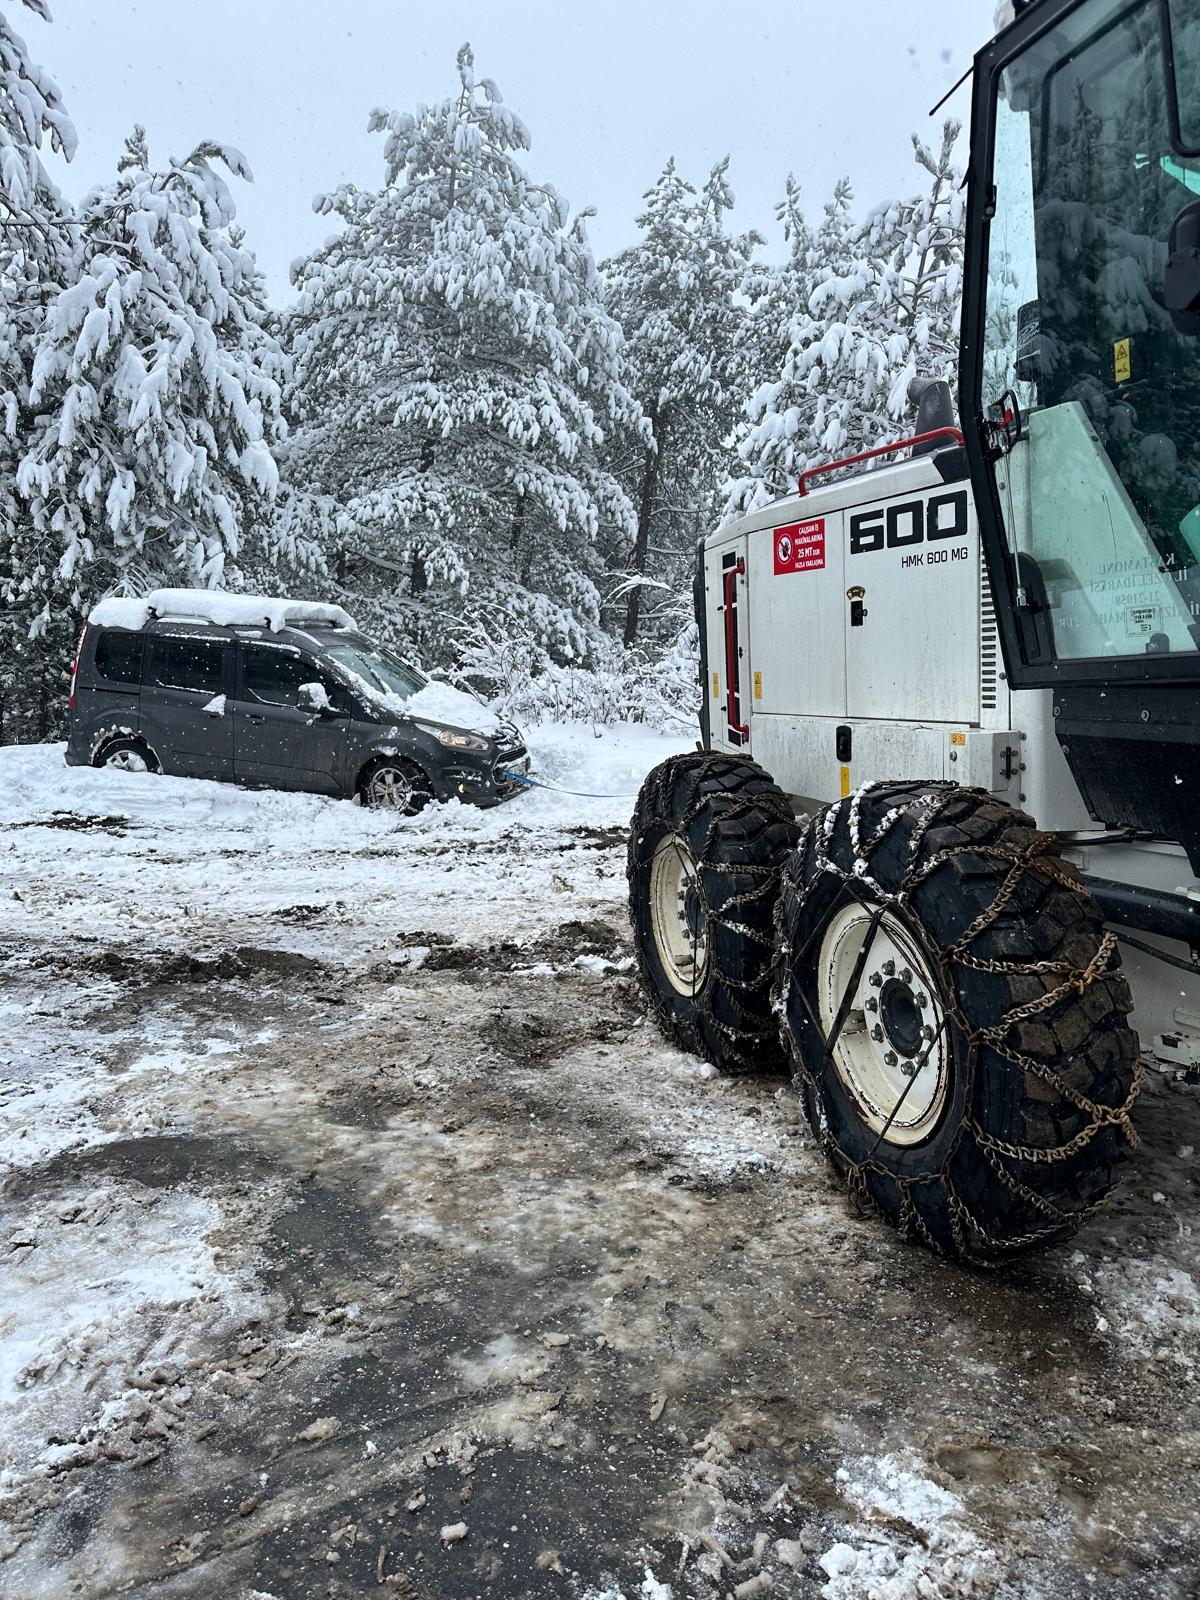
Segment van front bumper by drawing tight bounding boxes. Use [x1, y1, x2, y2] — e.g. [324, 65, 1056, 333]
[442, 753, 530, 807]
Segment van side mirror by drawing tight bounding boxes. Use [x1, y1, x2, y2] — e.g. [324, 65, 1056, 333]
[299, 681, 336, 715]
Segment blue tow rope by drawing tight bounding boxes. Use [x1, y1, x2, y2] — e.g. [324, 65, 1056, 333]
[503, 770, 639, 801]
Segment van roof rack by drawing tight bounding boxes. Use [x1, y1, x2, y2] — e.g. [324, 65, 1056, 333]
[88, 588, 359, 635]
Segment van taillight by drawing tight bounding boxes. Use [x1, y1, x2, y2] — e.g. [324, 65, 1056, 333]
[69, 623, 87, 710]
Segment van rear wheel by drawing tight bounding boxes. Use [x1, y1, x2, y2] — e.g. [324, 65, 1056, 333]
[94, 736, 159, 775]
[775, 782, 1142, 1263]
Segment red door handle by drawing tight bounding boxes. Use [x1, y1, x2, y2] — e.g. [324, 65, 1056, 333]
[723, 557, 749, 738]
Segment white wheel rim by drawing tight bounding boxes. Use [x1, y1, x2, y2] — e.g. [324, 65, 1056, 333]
[368, 766, 413, 810]
[818, 902, 950, 1147]
[649, 834, 708, 996]
[107, 749, 148, 774]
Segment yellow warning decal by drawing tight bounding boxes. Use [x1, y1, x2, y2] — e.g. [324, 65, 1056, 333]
[950, 730, 967, 747]
[1114, 337, 1132, 383]
[840, 765, 851, 798]
[712, 671, 720, 699]
[753, 670, 763, 701]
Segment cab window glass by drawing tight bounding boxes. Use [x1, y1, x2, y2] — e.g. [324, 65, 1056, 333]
[983, 0, 1200, 662]
[93, 631, 145, 685]
[151, 637, 227, 694]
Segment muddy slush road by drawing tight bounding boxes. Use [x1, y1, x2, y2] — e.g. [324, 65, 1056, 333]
[2, 739, 1200, 1600]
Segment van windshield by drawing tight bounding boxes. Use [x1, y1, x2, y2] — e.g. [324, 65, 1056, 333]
[323, 640, 426, 700]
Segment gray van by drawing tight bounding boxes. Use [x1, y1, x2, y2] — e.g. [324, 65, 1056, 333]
[65, 589, 529, 813]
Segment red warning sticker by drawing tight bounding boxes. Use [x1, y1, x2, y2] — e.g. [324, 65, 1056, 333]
[773, 518, 825, 575]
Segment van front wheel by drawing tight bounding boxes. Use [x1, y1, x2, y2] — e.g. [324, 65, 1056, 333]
[358, 757, 432, 815]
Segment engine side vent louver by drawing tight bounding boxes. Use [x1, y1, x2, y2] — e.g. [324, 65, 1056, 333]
[980, 562, 999, 713]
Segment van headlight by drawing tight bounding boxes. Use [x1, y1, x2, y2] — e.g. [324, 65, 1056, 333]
[417, 723, 489, 752]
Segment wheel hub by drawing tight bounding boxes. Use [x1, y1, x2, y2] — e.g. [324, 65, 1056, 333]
[369, 766, 412, 809]
[649, 834, 709, 996]
[817, 903, 949, 1146]
[106, 749, 149, 774]
[879, 977, 924, 1059]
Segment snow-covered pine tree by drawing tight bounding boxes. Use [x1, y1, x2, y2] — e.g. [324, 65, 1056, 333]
[0, 0, 77, 740]
[858, 120, 965, 420]
[728, 125, 964, 518]
[14, 129, 288, 628]
[602, 157, 760, 648]
[285, 44, 641, 670]
[725, 175, 859, 515]
[738, 174, 817, 440]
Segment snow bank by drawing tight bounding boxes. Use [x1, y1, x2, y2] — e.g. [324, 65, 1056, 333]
[88, 588, 358, 634]
[0, 724, 691, 959]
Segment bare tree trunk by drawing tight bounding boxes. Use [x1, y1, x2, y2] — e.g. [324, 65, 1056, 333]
[410, 435, 435, 598]
[623, 410, 665, 650]
[36, 641, 50, 741]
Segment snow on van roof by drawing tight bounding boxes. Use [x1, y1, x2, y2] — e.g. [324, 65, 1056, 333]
[88, 589, 358, 634]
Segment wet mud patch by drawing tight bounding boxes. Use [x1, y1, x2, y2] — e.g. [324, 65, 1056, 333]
[480, 1008, 595, 1065]
[366, 916, 633, 981]
[21, 941, 329, 991]
[3, 1130, 281, 1199]
[5, 811, 131, 834]
[270, 902, 342, 926]
[563, 823, 629, 849]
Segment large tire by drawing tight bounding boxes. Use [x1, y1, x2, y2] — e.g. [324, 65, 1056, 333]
[628, 753, 801, 1073]
[775, 782, 1142, 1263]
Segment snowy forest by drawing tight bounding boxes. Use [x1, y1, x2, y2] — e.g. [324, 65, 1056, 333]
[0, 0, 963, 743]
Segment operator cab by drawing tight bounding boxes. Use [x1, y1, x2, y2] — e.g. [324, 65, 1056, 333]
[963, 0, 1200, 867]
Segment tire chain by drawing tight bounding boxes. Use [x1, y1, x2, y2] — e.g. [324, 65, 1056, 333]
[778, 780, 1144, 1264]
[632, 753, 799, 1058]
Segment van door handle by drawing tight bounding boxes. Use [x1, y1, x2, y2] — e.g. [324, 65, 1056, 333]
[246, 713, 266, 725]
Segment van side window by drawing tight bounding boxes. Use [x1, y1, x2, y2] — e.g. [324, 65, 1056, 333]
[150, 637, 227, 695]
[243, 644, 337, 708]
[93, 631, 144, 685]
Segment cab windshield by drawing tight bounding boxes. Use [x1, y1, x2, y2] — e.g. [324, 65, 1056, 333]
[982, 0, 1200, 663]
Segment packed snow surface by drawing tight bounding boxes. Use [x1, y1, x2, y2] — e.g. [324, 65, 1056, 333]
[88, 588, 358, 634]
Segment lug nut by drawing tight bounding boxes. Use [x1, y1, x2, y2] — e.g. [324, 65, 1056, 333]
[922, 1024, 935, 1041]
[882, 959, 896, 977]
[901, 1059, 918, 1078]
[871, 1025, 884, 1042]
[915, 993, 928, 1008]
[869, 972, 883, 988]
[865, 997, 879, 1013]
[900, 967, 913, 984]
[884, 1050, 898, 1067]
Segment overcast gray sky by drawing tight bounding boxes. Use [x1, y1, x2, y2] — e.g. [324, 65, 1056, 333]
[37, 0, 996, 305]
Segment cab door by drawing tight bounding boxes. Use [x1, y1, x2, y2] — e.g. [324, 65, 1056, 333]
[704, 536, 752, 752]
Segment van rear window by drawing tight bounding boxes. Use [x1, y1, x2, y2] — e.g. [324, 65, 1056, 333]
[93, 631, 145, 685]
[150, 637, 227, 695]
